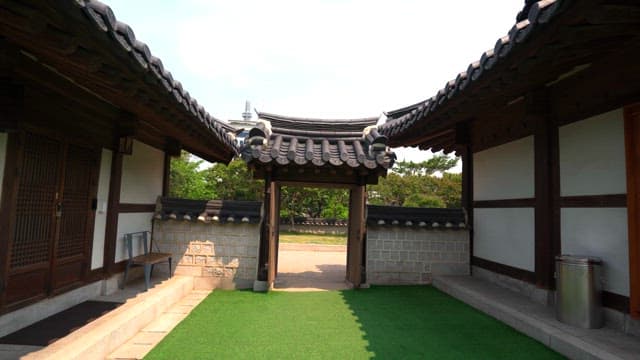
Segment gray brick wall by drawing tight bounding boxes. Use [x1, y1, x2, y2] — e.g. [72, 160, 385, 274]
[366, 226, 469, 285]
[152, 220, 260, 290]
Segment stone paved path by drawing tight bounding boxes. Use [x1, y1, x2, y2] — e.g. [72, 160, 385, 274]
[274, 243, 348, 291]
[107, 290, 209, 360]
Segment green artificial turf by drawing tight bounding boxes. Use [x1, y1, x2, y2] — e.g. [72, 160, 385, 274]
[145, 286, 563, 359]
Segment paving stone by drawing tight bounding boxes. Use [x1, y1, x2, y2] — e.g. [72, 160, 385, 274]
[433, 275, 640, 360]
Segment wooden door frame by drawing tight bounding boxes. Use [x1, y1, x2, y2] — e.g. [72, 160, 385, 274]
[260, 180, 366, 289]
[624, 104, 640, 318]
[0, 132, 25, 310]
[0, 129, 101, 311]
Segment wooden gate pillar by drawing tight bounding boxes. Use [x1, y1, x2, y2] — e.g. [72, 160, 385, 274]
[257, 173, 280, 288]
[267, 182, 279, 287]
[346, 184, 366, 288]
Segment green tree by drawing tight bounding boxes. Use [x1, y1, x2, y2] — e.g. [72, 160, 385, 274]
[368, 154, 461, 208]
[280, 186, 349, 227]
[203, 159, 263, 201]
[169, 151, 215, 199]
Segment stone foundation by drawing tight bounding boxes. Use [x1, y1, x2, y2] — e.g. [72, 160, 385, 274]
[152, 220, 259, 290]
[366, 226, 469, 285]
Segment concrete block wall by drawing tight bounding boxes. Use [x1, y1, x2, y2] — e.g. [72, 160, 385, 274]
[152, 220, 260, 290]
[366, 226, 469, 285]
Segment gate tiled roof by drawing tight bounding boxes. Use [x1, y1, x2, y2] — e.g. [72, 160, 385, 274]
[241, 112, 396, 175]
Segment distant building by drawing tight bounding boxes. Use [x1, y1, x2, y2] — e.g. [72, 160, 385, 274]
[227, 101, 257, 146]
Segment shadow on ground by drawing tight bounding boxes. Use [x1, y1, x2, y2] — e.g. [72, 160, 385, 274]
[275, 264, 348, 291]
[338, 286, 564, 359]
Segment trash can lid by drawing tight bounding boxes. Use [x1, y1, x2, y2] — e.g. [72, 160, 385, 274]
[555, 254, 602, 264]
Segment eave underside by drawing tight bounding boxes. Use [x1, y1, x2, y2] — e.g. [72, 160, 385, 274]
[382, 0, 640, 153]
[0, 1, 237, 162]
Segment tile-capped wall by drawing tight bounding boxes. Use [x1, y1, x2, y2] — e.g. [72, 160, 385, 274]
[366, 226, 469, 285]
[152, 220, 260, 290]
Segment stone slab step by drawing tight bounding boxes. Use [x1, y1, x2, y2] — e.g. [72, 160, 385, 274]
[433, 275, 640, 360]
[23, 276, 195, 360]
[107, 290, 209, 360]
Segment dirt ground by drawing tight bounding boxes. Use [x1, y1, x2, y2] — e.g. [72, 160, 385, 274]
[274, 243, 348, 291]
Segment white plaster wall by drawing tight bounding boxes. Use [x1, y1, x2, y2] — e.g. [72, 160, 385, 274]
[474, 208, 535, 271]
[559, 109, 626, 196]
[120, 140, 164, 204]
[115, 212, 153, 262]
[561, 208, 629, 296]
[91, 149, 112, 270]
[474, 136, 534, 201]
[0, 132, 7, 203]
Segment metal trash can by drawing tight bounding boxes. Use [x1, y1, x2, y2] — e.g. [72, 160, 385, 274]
[555, 255, 603, 328]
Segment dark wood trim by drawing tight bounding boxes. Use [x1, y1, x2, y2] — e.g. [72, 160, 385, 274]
[471, 256, 536, 284]
[624, 104, 640, 319]
[458, 121, 474, 271]
[162, 152, 171, 197]
[0, 132, 22, 309]
[603, 291, 630, 314]
[103, 150, 123, 275]
[473, 198, 535, 208]
[560, 194, 627, 208]
[111, 260, 127, 274]
[118, 203, 156, 213]
[86, 268, 105, 283]
[257, 174, 272, 281]
[347, 184, 366, 288]
[532, 89, 560, 290]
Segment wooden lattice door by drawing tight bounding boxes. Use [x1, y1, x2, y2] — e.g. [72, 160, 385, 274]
[1, 132, 99, 309]
[51, 144, 99, 292]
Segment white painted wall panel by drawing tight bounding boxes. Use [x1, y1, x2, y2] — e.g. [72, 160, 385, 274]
[115, 212, 153, 262]
[474, 208, 535, 271]
[120, 140, 164, 204]
[559, 109, 626, 196]
[0, 133, 7, 203]
[91, 149, 112, 270]
[561, 208, 629, 296]
[473, 136, 534, 201]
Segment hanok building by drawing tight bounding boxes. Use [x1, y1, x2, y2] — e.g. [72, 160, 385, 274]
[380, 0, 640, 326]
[0, 0, 236, 322]
[242, 112, 395, 288]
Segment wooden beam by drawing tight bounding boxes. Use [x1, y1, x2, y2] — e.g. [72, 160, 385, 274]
[165, 137, 181, 157]
[531, 89, 560, 290]
[257, 175, 271, 281]
[162, 152, 171, 197]
[624, 104, 640, 318]
[457, 122, 474, 270]
[0, 133, 22, 309]
[103, 150, 123, 275]
[267, 181, 278, 287]
[474, 198, 536, 208]
[346, 184, 366, 288]
[0, 80, 22, 132]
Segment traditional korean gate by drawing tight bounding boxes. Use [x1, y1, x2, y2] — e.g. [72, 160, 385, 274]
[1, 132, 99, 310]
[243, 113, 395, 290]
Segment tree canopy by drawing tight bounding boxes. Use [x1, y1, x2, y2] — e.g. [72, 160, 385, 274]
[169, 152, 462, 219]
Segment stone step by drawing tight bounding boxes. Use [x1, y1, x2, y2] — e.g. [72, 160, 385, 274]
[23, 276, 195, 360]
[107, 290, 209, 360]
[433, 275, 640, 360]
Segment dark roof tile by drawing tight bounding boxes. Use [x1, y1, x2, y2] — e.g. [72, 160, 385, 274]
[379, 0, 565, 144]
[74, 0, 238, 155]
[242, 113, 395, 171]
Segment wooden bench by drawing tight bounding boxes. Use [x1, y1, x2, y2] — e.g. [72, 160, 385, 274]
[121, 231, 172, 291]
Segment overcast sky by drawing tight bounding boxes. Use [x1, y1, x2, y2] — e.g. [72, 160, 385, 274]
[106, 0, 524, 164]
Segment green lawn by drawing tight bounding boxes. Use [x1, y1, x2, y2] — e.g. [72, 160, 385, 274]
[145, 286, 563, 359]
[279, 231, 347, 245]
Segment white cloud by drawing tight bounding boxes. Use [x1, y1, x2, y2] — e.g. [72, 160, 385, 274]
[106, 0, 523, 159]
